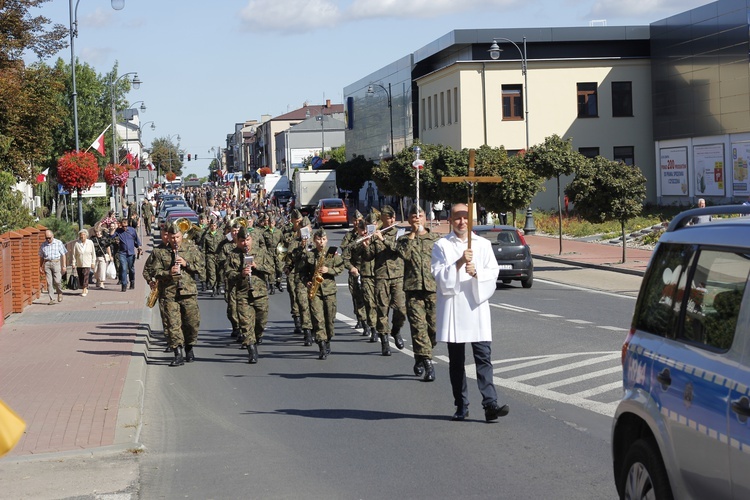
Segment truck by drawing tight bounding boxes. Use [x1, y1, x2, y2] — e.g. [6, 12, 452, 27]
[261, 173, 289, 195]
[292, 169, 337, 215]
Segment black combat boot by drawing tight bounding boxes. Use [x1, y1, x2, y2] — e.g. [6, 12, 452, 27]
[362, 324, 370, 337]
[231, 329, 240, 338]
[276, 280, 283, 292]
[355, 320, 362, 329]
[379, 334, 391, 356]
[318, 341, 327, 360]
[413, 358, 425, 377]
[268, 279, 275, 295]
[423, 359, 435, 382]
[293, 316, 302, 334]
[170, 346, 185, 366]
[392, 331, 405, 350]
[185, 345, 195, 363]
[325, 340, 331, 355]
[369, 327, 378, 343]
[303, 329, 313, 346]
[247, 343, 258, 364]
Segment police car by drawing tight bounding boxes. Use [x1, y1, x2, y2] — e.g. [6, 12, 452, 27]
[611, 205, 750, 499]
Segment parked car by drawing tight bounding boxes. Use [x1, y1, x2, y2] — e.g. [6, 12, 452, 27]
[165, 211, 200, 228]
[271, 189, 292, 207]
[158, 205, 192, 227]
[313, 198, 349, 228]
[611, 205, 750, 500]
[158, 199, 189, 220]
[473, 225, 533, 288]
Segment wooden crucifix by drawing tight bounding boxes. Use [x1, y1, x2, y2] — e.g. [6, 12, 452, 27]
[441, 149, 502, 249]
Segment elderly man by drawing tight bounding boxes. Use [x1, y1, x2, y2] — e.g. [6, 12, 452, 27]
[38, 230, 67, 304]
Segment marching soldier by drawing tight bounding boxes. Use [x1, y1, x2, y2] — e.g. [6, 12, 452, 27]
[225, 227, 273, 363]
[350, 218, 378, 341]
[341, 210, 367, 332]
[289, 215, 314, 345]
[397, 204, 440, 381]
[364, 205, 406, 356]
[143, 225, 175, 353]
[262, 214, 284, 293]
[147, 223, 204, 366]
[282, 210, 303, 335]
[304, 228, 344, 360]
[141, 198, 154, 236]
[202, 218, 223, 296]
[217, 223, 241, 337]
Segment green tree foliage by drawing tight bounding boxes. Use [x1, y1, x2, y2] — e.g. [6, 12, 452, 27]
[327, 145, 346, 165]
[0, 0, 68, 65]
[0, 171, 35, 231]
[566, 156, 647, 263]
[150, 137, 183, 177]
[335, 155, 373, 200]
[524, 134, 588, 253]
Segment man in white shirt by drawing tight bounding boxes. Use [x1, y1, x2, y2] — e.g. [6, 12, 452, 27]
[431, 203, 508, 422]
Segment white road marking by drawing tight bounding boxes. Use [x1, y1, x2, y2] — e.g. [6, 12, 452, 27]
[538, 313, 563, 318]
[597, 325, 628, 332]
[534, 278, 638, 300]
[505, 353, 621, 382]
[566, 319, 593, 324]
[537, 366, 622, 390]
[571, 381, 623, 398]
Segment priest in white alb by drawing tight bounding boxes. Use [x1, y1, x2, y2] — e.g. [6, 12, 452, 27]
[431, 203, 509, 422]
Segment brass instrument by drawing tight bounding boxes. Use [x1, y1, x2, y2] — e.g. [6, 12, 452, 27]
[234, 217, 248, 228]
[175, 217, 192, 233]
[308, 251, 327, 300]
[146, 281, 159, 308]
[276, 242, 288, 255]
[354, 222, 399, 244]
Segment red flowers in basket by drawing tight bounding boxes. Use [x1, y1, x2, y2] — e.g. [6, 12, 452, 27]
[104, 163, 130, 187]
[165, 171, 177, 182]
[57, 151, 100, 193]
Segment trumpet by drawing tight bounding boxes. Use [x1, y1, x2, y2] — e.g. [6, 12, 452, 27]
[276, 242, 288, 255]
[354, 222, 399, 244]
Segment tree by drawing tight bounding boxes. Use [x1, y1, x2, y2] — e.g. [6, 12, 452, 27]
[150, 137, 183, 177]
[0, 171, 35, 231]
[0, 0, 68, 66]
[335, 154, 373, 206]
[566, 157, 647, 263]
[524, 135, 588, 254]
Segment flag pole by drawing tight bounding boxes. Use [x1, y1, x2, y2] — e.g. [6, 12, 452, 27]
[84, 124, 112, 154]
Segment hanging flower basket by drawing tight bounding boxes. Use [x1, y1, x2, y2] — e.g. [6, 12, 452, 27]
[104, 163, 130, 187]
[57, 151, 100, 193]
[165, 171, 177, 182]
[258, 166, 272, 177]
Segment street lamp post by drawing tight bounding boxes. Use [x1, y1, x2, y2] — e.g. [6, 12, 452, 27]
[110, 71, 141, 216]
[367, 83, 394, 157]
[68, 0, 125, 229]
[488, 37, 535, 234]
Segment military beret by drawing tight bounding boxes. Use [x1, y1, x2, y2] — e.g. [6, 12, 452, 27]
[408, 204, 422, 216]
[381, 205, 395, 216]
[166, 223, 180, 234]
[300, 216, 311, 228]
[313, 228, 327, 239]
[366, 213, 379, 225]
[290, 209, 303, 220]
[354, 210, 364, 219]
[237, 227, 249, 240]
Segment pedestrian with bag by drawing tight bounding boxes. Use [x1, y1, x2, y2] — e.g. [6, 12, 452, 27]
[38, 230, 67, 304]
[71, 229, 96, 296]
[91, 226, 113, 288]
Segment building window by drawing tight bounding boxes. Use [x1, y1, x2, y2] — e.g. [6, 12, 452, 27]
[454, 87, 459, 124]
[502, 85, 523, 120]
[577, 82, 598, 118]
[421, 97, 426, 131]
[427, 96, 432, 129]
[614, 146, 634, 165]
[433, 94, 439, 128]
[612, 81, 633, 117]
[440, 91, 445, 126]
[447, 89, 452, 124]
[579, 147, 599, 159]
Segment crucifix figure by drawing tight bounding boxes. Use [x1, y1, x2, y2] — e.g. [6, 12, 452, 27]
[441, 149, 502, 249]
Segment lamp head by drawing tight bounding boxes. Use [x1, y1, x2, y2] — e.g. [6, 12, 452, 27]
[367, 84, 374, 95]
[111, 0, 125, 10]
[131, 74, 141, 89]
[489, 41, 501, 60]
[150, 122, 156, 131]
[140, 102, 147, 112]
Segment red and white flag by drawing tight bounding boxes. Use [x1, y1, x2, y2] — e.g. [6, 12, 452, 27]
[147, 162, 154, 171]
[134, 155, 140, 170]
[36, 168, 49, 183]
[412, 159, 425, 170]
[88, 125, 111, 156]
[125, 151, 134, 165]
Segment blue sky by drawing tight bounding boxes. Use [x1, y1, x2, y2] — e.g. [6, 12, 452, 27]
[32, 0, 710, 178]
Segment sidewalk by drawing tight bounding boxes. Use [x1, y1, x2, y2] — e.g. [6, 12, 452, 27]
[0, 224, 650, 461]
[0, 236, 153, 460]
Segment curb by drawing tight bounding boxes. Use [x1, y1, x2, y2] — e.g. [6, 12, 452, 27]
[532, 253, 646, 277]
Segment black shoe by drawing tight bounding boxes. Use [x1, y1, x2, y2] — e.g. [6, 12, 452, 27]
[247, 343, 258, 364]
[379, 334, 391, 356]
[484, 402, 510, 422]
[130, 281, 135, 290]
[276, 282, 283, 292]
[185, 346, 195, 363]
[369, 328, 378, 343]
[361, 324, 370, 337]
[423, 359, 435, 382]
[318, 341, 327, 360]
[256, 337, 263, 345]
[393, 332, 405, 350]
[451, 407, 469, 421]
[269, 287, 275, 295]
[231, 329, 240, 338]
[413, 359, 425, 377]
[325, 341, 331, 355]
[121, 285, 127, 292]
[354, 320, 362, 329]
[211, 289, 216, 297]
[303, 329, 313, 347]
[170, 346, 185, 367]
[293, 316, 302, 335]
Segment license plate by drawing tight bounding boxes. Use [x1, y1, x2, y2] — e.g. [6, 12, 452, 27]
[328, 211, 339, 215]
[498, 265, 512, 270]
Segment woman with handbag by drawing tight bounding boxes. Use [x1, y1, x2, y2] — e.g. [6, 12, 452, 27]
[72, 229, 96, 296]
[91, 226, 113, 288]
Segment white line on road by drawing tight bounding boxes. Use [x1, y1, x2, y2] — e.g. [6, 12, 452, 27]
[566, 319, 593, 324]
[571, 381, 623, 398]
[494, 352, 592, 373]
[537, 366, 622, 390]
[534, 278, 638, 300]
[538, 313, 563, 318]
[505, 353, 621, 382]
[597, 325, 628, 332]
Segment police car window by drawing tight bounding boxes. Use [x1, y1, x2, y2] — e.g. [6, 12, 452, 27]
[681, 249, 749, 351]
[633, 243, 695, 338]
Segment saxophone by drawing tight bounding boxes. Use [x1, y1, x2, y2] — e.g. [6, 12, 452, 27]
[308, 250, 327, 300]
[146, 280, 159, 308]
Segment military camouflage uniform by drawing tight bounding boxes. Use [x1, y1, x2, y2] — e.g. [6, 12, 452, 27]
[365, 227, 406, 338]
[305, 248, 344, 344]
[202, 228, 224, 292]
[341, 228, 367, 328]
[281, 225, 299, 323]
[225, 242, 273, 346]
[141, 201, 153, 235]
[289, 236, 312, 332]
[397, 229, 440, 362]
[143, 238, 172, 347]
[262, 225, 284, 289]
[351, 238, 377, 339]
[146, 238, 204, 350]
[217, 235, 240, 333]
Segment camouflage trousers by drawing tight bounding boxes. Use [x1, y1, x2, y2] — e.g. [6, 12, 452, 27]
[310, 293, 336, 343]
[292, 277, 312, 329]
[375, 277, 406, 335]
[360, 276, 377, 328]
[226, 284, 239, 330]
[237, 292, 268, 345]
[348, 273, 366, 323]
[161, 295, 200, 348]
[287, 272, 298, 316]
[204, 253, 220, 289]
[405, 290, 437, 360]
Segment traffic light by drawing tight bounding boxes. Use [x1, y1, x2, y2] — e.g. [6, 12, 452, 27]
[179, 153, 184, 161]
[187, 154, 191, 161]
[195, 154, 198, 160]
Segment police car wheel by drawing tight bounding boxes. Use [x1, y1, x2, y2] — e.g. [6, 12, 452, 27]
[619, 439, 673, 500]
